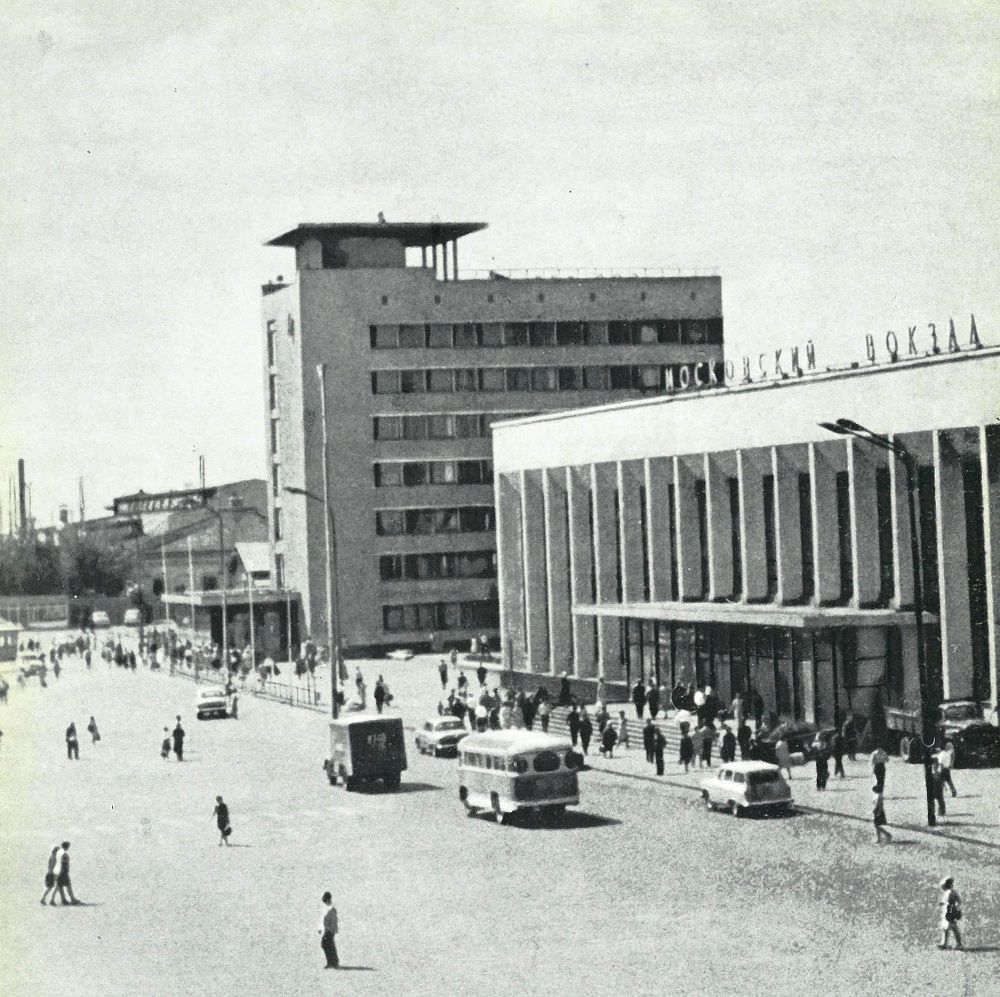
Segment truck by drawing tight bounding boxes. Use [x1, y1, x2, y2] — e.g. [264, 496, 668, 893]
[888, 700, 1000, 767]
[323, 715, 407, 791]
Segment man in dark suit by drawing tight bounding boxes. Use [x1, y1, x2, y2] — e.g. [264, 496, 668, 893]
[632, 679, 646, 719]
[646, 681, 660, 720]
[643, 717, 656, 763]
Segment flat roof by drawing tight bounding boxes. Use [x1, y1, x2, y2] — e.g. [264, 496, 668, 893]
[266, 221, 488, 249]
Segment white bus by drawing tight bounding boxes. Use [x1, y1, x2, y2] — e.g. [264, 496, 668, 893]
[458, 730, 581, 823]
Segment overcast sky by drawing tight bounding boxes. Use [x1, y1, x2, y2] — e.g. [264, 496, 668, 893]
[2, 1, 997, 527]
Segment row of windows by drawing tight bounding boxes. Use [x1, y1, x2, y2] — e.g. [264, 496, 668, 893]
[371, 363, 725, 396]
[379, 550, 497, 582]
[373, 412, 531, 442]
[370, 318, 723, 350]
[383, 599, 500, 633]
[375, 505, 495, 536]
[374, 460, 494, 488]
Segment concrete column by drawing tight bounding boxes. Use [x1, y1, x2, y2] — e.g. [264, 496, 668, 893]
[591, 463, 622, 680]
[979, 426, 1000, 715]
[934, 431, 973, 700]
[543, 469, 572, 676]
[597, 615, 624, 681]
[521, 470, 549, 673]
[644, 457, 674, 601]
[773, 447, 803, 604]
[847, 438, 881, 607]
[673, 456, 703, 600]
[738, 450, 767, 601]
[888, 436, 915, 608]
[809, 443, 841, 604]
[617, 461, 645, 603]
[704, 454, 734, 600]
[496, 473, 526, 671]
[567, 467, 596, 678]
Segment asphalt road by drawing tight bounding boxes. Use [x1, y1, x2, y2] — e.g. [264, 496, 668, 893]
[2, 656, 998, 997]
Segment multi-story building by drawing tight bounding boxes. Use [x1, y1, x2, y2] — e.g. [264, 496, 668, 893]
[261, 219, 724, 652]
[491, 336, 1000, 730]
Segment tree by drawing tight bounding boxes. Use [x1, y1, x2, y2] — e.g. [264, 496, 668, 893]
[0, 537, 64, 596]
[62, 535, 132, 597]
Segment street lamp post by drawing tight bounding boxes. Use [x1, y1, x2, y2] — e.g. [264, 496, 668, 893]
[203, 504, 229, 683]
[819, 417, 937, 827]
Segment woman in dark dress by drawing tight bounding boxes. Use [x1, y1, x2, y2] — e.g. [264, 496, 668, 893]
[213, 796, 232, 846]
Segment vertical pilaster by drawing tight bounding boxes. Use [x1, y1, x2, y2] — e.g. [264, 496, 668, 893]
[809, 443, 841, 604]
[543, 469, 571, 676]
[644, 457, 673, 601]
[673, 456, 703, 599]
[617, 461, 645, 603]
[980, 426, 1000, 715]
[848, 438, 881, 607]
[773, 447, 804, 603]
[567, 467, 596, 678]
[592, 463, 621, 679]
[738, 449, 767, 601]
[496, 473, 526, 670]
[888, 436, 915, 608]
[521, 470, 548, 673]
[705, 454, 734, 600]
[934, 431, 973, 700]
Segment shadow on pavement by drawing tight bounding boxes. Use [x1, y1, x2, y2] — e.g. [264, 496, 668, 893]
[501, 810, 622, 830]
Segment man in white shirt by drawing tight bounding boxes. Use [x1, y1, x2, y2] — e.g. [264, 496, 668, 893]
[319, 892, 339, 969]
[937, 741, 958, 797]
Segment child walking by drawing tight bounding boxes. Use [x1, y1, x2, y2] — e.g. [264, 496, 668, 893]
[937, 877, 963, 950]
[873, 789, 892, 843]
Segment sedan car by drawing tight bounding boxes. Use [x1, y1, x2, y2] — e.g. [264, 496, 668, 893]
[756, 720, 836, 763]
[415, 717, 470, 757]
[196, 685, 233, 720]
[701, 761, 793, 816]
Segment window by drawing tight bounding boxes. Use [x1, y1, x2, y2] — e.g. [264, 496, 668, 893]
[505, 322, 529, 346]
[428, 415, 455, 439]
[271, 465, 280, 497]
[455, 323, 479, 348]
[461, 599, 499, 628]
[270, 418, 280, 455]
[556, 321, 584, 346]
[657, 320, 680, 344]
[402, 415, 428, 440]
[638, 322, 657, 344]
[533, 751, 560, 773]
[454, 368, 479, 393]
[402, 463, 429, 486]
[407, 509, 436, 534]
[383, 605, 418, 632]
[376, 510, 405, 536]
[529, 322, 554, 346]
[202, 574, 218, 591]
[456, 551, 496, 577]
[455, 414, 482, 437]
[268, 374, 277, 411]
[416, 604, 439, 629]
[558, 367, 582, 390]
[441, 602, 462, 629]
[427, 368, 454, 393]
[375, 463, 404, 487]
[681, 319, 708, 344]
[637, 365, 661, 390]
[608, 321, 632, 345]
[531, 367, 558, 391]
[266, 320, 276, 366]
[506, 368, 531, 391]
[459, 506, 494, 532]
[430, 462, 458, 485]
[398, 324, 426, 348]
[609, 366, 632, 389]
[479, 368, 505, 392]
[583, 366, 609, 390]
[372, 370, 400, 394]
[456, 461, 484, 485]
[434, 508, 460, 533]
[374, 416, 402, 441]
[400, 370, 427, 393]
[481, 323, 504, 347]
[583, 321, 607, 345]
[427, 324, 453, 348]
[379, 555, 403, 581]
[707, 317, 724, 344]
[371, 325, 400, 349]
[275, 553, 285, 588]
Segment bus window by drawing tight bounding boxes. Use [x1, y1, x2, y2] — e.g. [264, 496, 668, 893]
[533, 751, 560, 773]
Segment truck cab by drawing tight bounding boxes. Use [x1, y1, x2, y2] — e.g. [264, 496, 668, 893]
[324, 715, 407, 791]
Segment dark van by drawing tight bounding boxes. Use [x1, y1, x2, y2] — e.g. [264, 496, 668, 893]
[324, 716, 407, 791]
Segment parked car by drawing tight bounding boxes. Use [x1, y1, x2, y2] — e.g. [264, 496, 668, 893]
[755, 720, 836, 764]
[196, 685, 235, 720]
[701, 761, 793, 817]
[123, 608, 142, 626]
[895, 700, 1000, 767]
[91, 610, 111, 628]
[415, 717, 470, 757]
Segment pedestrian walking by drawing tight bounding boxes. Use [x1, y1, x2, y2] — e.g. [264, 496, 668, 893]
[632, 678, 645, 719]
[54, 842, 81, 904]
[476, 662, 488, 687]
[937, 877, 963, 950]
[843, 716, 858, 761]
[600, 721, 618, 758]
[774, 738, 792, 779]
[646, 681, 660, 720]
[567, 705, 580, 747]
[161, 727, 172, 760]
[678, 723, 694, 773]
[213, 796, 232, 845]
[617, 711, 630, 751]
[456, 671, 468, 694]
[930, 758, 947, 816]
[699, 722, 714, 769]
[720, 725, 737, 764]
[374, 676, 386, 714]
[449, 647, 458, 671]
[538, 699, 551, 733]
[737, 719, 752, 760]
[438, 658, 448, 690]
[937, 741, 958, 797]
[579, 708, 593, 756]
[65, 723, 79, 760]
[813, 736, 829, 790]
[643, 718, 656, 763]
[871, 746, 888, 794]
[172, 717, 186, 761]
[831, 729, 845, 777]
[653, 727, 666, 776]
[40, 845, 60, 905]
[558, 672, 572, 707]
[319, 892, 340, 968]
[86, 716, 101, 744]
[873, 789, 892, 843]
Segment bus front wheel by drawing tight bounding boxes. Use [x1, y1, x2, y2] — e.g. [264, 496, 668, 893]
[491, 793, 507, 824]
